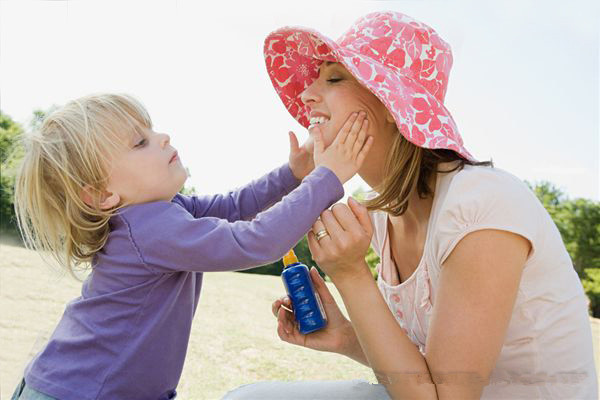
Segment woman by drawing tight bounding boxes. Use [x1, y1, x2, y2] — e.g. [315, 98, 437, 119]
[223, 11, 597, 399]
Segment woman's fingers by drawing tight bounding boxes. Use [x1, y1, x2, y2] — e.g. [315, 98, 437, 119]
[348, 197, 374, 237]
[319, 209, 346, 244]
[272, 296, 292, 317]
[330, 203, 361, 232]
[309, 266, 335, 304]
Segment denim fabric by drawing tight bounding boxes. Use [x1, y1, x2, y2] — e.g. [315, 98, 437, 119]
[221, 380, 391, 400]
[11, 379, 57, 400]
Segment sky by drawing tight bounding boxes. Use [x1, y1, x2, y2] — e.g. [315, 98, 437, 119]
[1, 0, 599, 201]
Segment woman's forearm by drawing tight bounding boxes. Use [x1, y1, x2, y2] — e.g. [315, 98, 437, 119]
[340, 322, 371, 367]
[333, 263, 438, 399]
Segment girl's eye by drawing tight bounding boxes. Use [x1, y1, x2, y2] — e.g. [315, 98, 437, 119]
[134, 139, 147, 148]
[326, 78, 342, 83]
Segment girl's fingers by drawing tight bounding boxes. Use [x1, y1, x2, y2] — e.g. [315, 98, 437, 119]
[352, 119, 368, 159]
[344, 112, 365, 147]
[312, 126, 326, 158]
[289, 131, 300, 154]
[355, 136, 374, 169]
[336, 112, 359, 145]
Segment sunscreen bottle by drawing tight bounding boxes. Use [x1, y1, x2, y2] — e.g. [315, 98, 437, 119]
[281, 249, 327, 334]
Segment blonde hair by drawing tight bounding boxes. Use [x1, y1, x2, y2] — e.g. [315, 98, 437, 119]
[365, 134, 493, 216]
[13, 93, 152, 277]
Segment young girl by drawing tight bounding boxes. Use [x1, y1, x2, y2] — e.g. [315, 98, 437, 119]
[10, 93, 373, 400]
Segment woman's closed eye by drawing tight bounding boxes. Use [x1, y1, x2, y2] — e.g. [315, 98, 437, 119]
[326, 77, 342, 83]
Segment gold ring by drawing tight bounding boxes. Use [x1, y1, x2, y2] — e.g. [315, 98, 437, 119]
[315, 229, 329, 242]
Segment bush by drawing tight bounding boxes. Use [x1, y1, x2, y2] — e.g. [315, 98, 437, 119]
[0, 111, 24, 235]
[582, 268, 600, 318]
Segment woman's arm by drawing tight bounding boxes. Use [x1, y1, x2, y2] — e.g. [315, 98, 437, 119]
[309, 200, 530, 399]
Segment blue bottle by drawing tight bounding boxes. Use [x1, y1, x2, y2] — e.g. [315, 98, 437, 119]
[281, 249, 327, 334]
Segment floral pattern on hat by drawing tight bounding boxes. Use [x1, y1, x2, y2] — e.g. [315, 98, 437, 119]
[264, 11, 476, 162]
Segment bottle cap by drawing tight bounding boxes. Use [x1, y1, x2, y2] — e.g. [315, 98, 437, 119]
[283, 249, 299, 267]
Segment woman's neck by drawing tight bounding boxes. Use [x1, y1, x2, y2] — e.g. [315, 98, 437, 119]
[386, 169, 437, 235]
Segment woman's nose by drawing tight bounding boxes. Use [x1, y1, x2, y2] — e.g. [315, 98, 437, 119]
[300, 81, 321, 106]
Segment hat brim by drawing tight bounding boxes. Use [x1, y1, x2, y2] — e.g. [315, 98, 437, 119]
[264, 27, 476, 162]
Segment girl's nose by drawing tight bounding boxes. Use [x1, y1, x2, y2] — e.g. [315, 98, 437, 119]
[160, 133, 170, 148]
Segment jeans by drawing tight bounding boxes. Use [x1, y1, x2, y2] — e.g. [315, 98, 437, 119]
[221, 380, 392, 400]
[11, 379, 57, 400]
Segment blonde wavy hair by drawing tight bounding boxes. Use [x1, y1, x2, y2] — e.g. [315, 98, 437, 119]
[13, 93, 152, 277]
[365, 133, 493, 216]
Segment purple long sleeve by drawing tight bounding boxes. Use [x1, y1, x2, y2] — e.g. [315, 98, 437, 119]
[116, 166, 342, 273]
[177, 163, 300, 222]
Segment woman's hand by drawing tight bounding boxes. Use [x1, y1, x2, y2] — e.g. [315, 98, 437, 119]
[288, 131, 315, 180]
[307, 197, 374, 284]
[272, 266, 357, 355]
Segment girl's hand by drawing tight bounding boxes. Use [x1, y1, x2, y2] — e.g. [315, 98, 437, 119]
[307, 197, 374, 283]
[288, 131, 315, 180]
[272, 266, 356, 355]
[313, 111, 373, 184]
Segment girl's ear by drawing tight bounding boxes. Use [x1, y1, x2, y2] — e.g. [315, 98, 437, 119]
[80, 185, 96, 208]
[80, 185, 120, 210]
[98, 191, 120, 210]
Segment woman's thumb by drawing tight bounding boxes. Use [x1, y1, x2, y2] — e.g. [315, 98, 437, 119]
[310, 266, 334, 303]
[348, 197, 373, 236]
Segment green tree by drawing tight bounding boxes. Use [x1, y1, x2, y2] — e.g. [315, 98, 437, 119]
[527, 181, 600, 278]
[582, 268, 600, 318]
[0, 111, 24, 234]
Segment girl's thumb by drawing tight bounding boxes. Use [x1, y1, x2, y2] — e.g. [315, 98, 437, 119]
[289, 131, 299, 153]
[312, 127, 325, 156]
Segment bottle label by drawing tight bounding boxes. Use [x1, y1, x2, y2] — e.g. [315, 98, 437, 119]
[315, 291, 327, 322]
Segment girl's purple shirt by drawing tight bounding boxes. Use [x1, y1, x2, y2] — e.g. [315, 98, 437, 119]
[24, 164, 343, 400]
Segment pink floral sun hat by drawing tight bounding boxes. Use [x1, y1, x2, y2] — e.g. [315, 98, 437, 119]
[264, 11, 476, 162]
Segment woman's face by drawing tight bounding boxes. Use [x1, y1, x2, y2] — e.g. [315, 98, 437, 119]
[300, 62, 397, 185]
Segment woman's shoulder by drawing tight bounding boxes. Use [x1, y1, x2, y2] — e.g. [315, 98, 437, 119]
[450, 164, 530, 192]
[441, 164, 539, 210]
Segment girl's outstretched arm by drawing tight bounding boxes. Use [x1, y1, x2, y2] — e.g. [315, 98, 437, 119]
[117, 166, 342, 273]
[176, 162, 300, 222]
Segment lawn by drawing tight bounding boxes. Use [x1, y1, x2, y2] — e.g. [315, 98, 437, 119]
[0, 243, 374, 399]
[1, 242, 598, 399]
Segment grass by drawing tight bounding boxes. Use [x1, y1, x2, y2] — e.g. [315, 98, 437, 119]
[1, 242, 598, 399]
[0, 243, 374, 399]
